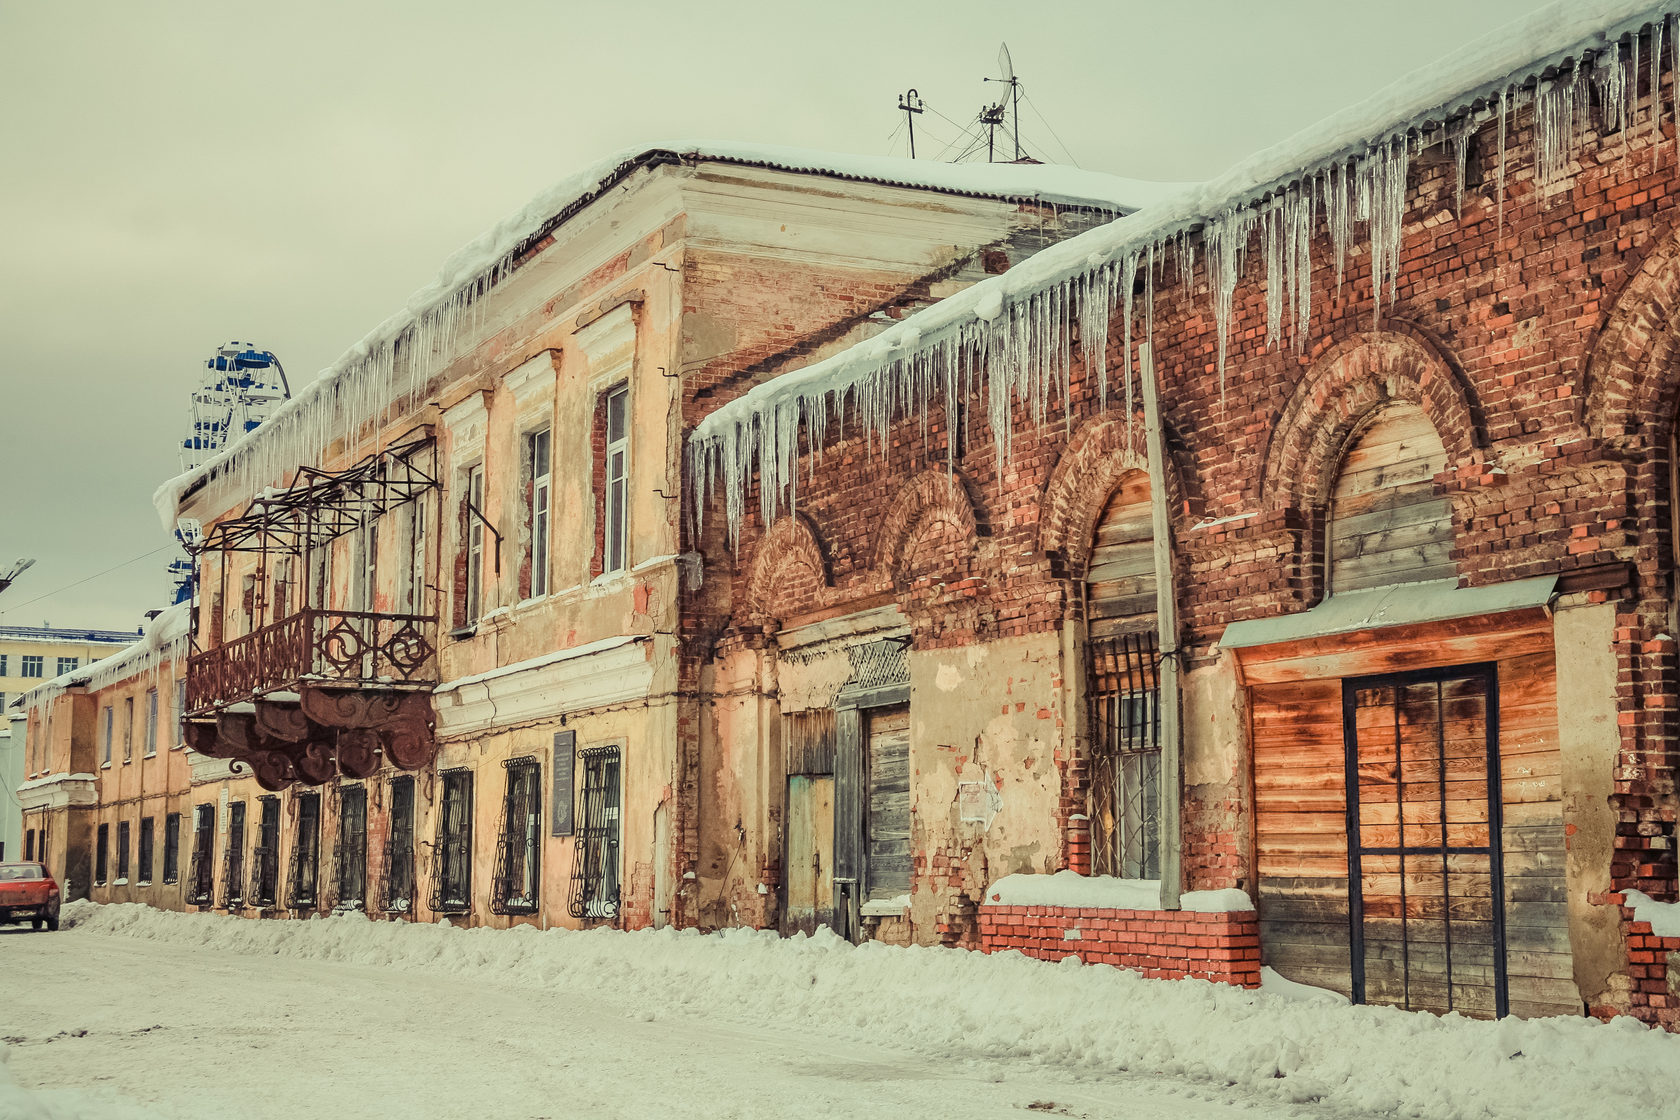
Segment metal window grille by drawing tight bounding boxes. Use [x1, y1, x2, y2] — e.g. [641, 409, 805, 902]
[163, 813, 181, 884]
[221, 802, 246, 908]
[490, 756, 542, 915]
[187, 804, 215, 906]
[336, 786, 368, 910]
[95, 823, 109, 886]
[250, 796, 280, 907]
[382, 776, 416, 914]
[116, 821, 130, 881]
[568, 746, 621, 921]
[286, 791, 321, 909]
[430, 769, 474, 913]
[138, 817, 154, 883]
[1088, 632, 1163, 879]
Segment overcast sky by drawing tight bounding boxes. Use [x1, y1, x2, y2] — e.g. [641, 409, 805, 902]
[0, 0, 1556, 630]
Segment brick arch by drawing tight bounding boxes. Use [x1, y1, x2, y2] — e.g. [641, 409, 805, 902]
[1039, 416, 1190, 576]
[741, 512, 830, 626]
[874, 469, 987, 592]
[1582, 231, 1680, 441]
[1261, 328, 1486, 512]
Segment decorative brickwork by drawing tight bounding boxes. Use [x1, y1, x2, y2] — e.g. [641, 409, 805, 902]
[742, 514, 830, 627]
[979, 904, 1261, 987]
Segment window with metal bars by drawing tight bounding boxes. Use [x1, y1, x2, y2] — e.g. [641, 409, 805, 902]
[382, 775, 416, 913]
[431, 769, 474, 913]
[336, 786, 368, 910]
[116, 821, 131, 882]
[163, 813, 181, 884]
[221, 802, 245, 908]
[490, 757, 542, 915]
[1088, 632, 1162, 880]
[187, 804, 215, 906]
[568, 746, 621, 921]
[138, 817, 154, 884]
[286, 791, 321, 909]
[250, 796, 280, 907]
[95, 823, 109, 886]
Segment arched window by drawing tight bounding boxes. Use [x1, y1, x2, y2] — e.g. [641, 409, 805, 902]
[1085, 471, 1160, 879]
[1327, 403, 1454, 594]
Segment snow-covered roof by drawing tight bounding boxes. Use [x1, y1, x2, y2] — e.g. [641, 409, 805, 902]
[9, 602, 191, 713]
[0, 625, 141, 646]
[150, 142, 1184, 532]
[689, 0, 1680, 543]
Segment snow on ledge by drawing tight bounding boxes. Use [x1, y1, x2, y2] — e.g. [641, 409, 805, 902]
[16, 772, 97, 792]
[984, 871, 1254, 914]
[433, 634, 644, 695]
[860, 894, 910, 917]
[1625, 889, 1680, 937]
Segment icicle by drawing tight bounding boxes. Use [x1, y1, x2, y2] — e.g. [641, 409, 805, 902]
[1655, 17, 1666, 169]
[1120, 251, 1138, 432]
[1497, 86, 1509, 233]
[1205, 208, 1255, 397]
[1450, 117, 1476, 220]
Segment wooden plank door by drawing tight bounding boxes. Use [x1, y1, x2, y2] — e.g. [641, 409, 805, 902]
[864, 706, 911, 902]
[1345, 665, 1507, 1018]
[783, 775, 835, 935]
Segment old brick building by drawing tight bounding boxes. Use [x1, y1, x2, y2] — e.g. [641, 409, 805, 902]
[688, 5, 1680, 1026]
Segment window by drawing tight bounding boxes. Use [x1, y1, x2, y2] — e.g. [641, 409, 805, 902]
[336, 786, 367, 910]
[1326, 402, 1453, 594]
[287, 791, 321, 909]
[272, 556, 294, 620]
[222, 802, 245, 908]
[526, 429, 552, 598]
[569, 746, 621, 920]
[188, 804, 215, 906]
[173, 679, 186, 747]
[138, 817, 155, 884]
[101, 705, 113, 766]
[431, 769, 473, 913]
[491, 756, 542, 915]
[251, 797, 280, 907]
[95, 822, 109, 886]
[398, 498, 427, 615]
[351, 516, 377, 612]
[116, 821, 131, 883]
[25, 829, 34, 862]
[464, 465, 485, 625]
[382, 776, 416, 914]
[240, 572, 257, 634]
[163, 813, 181, 884]
[123, 696, 134, 763]
[0, 654, 8, 675]
[308, 542, 332, 610]
[1084, 472, 1162, 880]
[20, 655, 43, 678]
[0, 693, 7, 718]
[603, 386, 630, 574]
[145, 690, 158, 757]
[56, 657, 77, 675]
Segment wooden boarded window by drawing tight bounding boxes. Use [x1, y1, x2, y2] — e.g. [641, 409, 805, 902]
[864, 707, 911, 902]
[1328, 404, 1454, 593]
[1086, 471, 1162, 878]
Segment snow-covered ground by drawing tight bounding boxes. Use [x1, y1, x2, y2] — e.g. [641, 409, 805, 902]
[3, 904, 1677, 1120]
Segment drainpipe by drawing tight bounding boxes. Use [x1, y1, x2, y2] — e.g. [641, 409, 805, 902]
[1139, 343, 1182, 911]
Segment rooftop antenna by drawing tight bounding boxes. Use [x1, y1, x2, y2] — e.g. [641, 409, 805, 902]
[982, 43, 1021, 160]
[897, 88, 925, 158]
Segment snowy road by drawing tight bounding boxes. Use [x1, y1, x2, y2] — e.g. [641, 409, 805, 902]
[3, 905, 1678, 1120]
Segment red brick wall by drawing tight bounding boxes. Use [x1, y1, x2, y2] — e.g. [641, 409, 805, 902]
[1616, 894, 1680, 1030]
[979, 904, 1261, 988]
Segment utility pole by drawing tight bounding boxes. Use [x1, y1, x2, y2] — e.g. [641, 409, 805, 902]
[0, 558, 34, 598]
[980, 102, 1005, 163]
[897, 89, 925, 158]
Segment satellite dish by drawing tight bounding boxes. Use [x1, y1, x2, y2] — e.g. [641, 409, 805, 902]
[997, 42, 1014, 85]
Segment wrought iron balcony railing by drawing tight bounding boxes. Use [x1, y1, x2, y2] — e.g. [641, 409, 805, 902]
[186, 608, 437, 716]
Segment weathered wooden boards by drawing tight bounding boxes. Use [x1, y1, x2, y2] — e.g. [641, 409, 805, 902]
[1086, 471, 1156, 640]
[864, 706, 911, 900]
[1329, 404, 1454, 594]
[784, 774, 835, 936]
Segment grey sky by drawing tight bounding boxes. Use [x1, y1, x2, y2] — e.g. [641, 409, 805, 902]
[0, 0, 1555, 629]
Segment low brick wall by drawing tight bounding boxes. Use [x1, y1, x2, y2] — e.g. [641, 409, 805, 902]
[1619, 896, 1680, 1030]
[979, 905, 1261, 988]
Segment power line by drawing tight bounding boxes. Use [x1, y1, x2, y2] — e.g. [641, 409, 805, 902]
[1023, 88, 1080, 167]
[0, 546, 172, 617]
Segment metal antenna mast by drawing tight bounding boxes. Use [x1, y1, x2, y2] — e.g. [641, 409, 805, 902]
[982, 43, 1021, 160]
[897, 88, 925, 158]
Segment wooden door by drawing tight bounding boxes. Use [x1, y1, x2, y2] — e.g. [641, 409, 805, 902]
[784, 775, 835, 935]
[1345, 665, 1507, 1018]
[864, 706, 911, 902]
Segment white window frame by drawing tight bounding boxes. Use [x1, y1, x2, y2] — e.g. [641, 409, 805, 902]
[465, 465, 485, 625]
[123, 696, 133, 763]
[102, 705, 113, 767]
[604, 385, 630, 575]
[398, 497, 427, 616]
[527, 428, 552, 598]
[56, 657, 78, 675]
[145, 689, 158, 758]
[21, 655, 43, 678]
[173, 679, 186, 749]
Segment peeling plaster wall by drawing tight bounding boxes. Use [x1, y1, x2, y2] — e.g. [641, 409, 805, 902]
[697, 644, 779, 929]
[1183, 650, 1249, 893]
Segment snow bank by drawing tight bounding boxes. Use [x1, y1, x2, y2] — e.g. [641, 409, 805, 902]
[1626, 888, 1680, 937]
[57, 901, 1680, 1120]
[984, 871, 1254, 913]
[690, 1, 1680, 546]
[148, 142, 1175, 534]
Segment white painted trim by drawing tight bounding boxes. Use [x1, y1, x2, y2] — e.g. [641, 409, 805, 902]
[17, 772, 98, 812]
[433, 635, 653, 738]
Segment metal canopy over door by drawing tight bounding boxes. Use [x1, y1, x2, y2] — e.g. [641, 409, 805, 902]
[1344, 664, 1507, 1018]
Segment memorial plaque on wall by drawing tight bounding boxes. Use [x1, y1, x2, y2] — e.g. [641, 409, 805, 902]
[552, 730, 576, 836]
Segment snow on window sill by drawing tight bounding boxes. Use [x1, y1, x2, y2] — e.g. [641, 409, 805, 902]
[172, 743, 188, 751]
[138, 880, 152, 888]
[114, 878, 129, 886]
[100, 762, 112, 770]
[144, 751, 157, 759]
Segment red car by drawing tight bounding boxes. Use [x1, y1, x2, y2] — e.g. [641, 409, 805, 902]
[0, 862, 61, 932]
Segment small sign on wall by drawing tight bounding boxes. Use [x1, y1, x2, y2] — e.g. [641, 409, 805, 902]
[552, 730, 576, 836]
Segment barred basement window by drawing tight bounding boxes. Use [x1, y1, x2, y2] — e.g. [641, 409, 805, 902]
[287, 791, 321, 909]
[336, 786, 368, 910]
[250, 796, 280, 907]
[187, 804, 215, 906]
[116, 821, 130, 882]
[163, 813, 181, 884]
[382, 775, 416, 914]
[95, 823, 109, 886]
[222, 802, 245, 908]
[491, 756, 542, 915]
[568, 746, 621, 921]
[431, 769, 473, 913]
[1088, 632, 1162, 880]
[138, 817, 154, 884]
